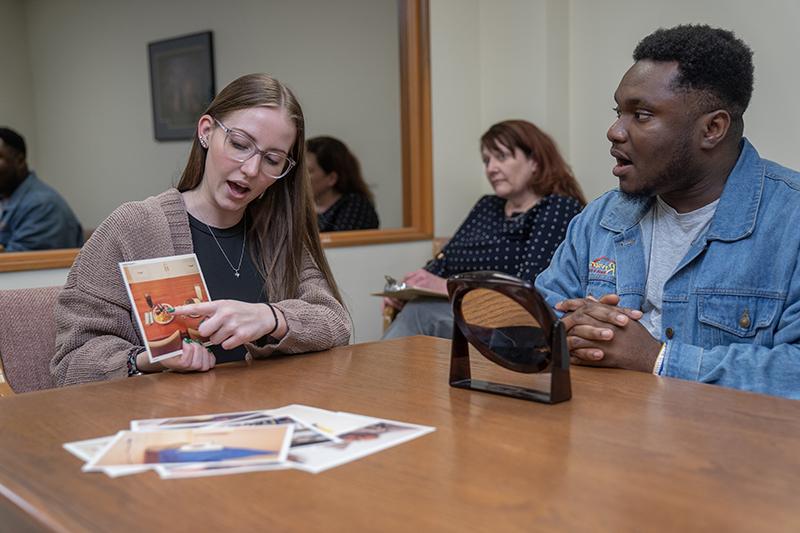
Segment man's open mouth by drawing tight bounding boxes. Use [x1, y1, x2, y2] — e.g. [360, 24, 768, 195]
[610, 148, 633, 176]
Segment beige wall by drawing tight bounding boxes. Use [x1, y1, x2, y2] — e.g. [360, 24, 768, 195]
[429, 0, 485, 236]
[0, 0, 36, 158]
[479, 0, 549, 134]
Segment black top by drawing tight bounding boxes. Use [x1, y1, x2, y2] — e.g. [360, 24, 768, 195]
[317, 192, 379, 232]
[188, 213, 266, 363]
[425, 194, 582, 280]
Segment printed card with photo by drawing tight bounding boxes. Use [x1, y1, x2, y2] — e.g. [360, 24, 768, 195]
[266, 405, 375, 437]
[287, 417, 435, 474]
[64, 436, 156, 478]
[134, 411, 339, 446]
[84, 425, 293, 472]
[63, 436, 115, 463]
[131, 409, 268, 431]
[221, 414, 341, 447]
[119, 253, 213, 363]
[155, 461, 288, 479]
[156, 415, 338, 479]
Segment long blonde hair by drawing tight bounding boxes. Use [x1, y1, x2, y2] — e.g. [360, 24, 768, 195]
[177, 73, 342, 304]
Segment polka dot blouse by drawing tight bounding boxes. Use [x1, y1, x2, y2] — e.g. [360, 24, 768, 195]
[425, 194, 582, 281]
[318, 192, 380, 232]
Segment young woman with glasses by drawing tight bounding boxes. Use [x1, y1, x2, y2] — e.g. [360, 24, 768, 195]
[52, 74, 350, 386]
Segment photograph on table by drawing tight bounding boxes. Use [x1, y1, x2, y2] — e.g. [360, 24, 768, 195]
[84, 425, 293, 472]
[222, 414, 339, 447]
[132, 410, 339, 448]
[156, 414, 340, 479]
[286, 417, 435, 474]
[131, 409, 267, 431]
[266, 404, 376, 436]
[64, 436, 151, 478]
[119, 253, 213, 363]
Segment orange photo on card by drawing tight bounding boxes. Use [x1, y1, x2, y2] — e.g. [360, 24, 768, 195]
[120, 254, 213, 363]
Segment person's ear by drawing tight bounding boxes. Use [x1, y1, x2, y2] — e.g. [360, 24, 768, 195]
[326, 171, 339, 188]
[197, 115, 215, 148]
[699, 109, 731, 150]
[527, 158, 539, 185]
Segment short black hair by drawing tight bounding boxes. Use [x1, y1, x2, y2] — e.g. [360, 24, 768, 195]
[0, 127, 26, 157]
[633, 25, 754, 120]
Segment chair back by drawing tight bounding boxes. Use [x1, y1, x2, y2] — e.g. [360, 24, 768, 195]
[0, 286, 61, 394]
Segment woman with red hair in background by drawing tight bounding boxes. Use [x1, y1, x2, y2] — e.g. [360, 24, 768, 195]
[383, 119, 585, 339]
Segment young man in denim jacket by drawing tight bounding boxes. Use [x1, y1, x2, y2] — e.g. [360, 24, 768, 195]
[535, 25, 800, 399]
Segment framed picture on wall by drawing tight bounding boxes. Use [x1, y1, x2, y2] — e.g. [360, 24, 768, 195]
[148, 31, 215, 141]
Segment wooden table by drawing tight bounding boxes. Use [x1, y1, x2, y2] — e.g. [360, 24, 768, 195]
[1, 336, 799, 532]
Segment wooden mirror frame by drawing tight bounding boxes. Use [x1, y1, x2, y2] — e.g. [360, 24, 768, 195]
[0, 0, 432, 273]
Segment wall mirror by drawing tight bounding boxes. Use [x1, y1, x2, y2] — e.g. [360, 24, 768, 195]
[0, 0, 431, 273]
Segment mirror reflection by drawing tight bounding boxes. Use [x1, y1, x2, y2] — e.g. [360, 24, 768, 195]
[306, 136, 380, 232]
[461, 288, 550, 372]
[1, 0, 406, 255]
[0, 127, 84, 251]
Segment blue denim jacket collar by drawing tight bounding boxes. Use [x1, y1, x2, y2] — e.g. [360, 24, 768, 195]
[598, 138, 762, 242]
[705, 139, 762, 242]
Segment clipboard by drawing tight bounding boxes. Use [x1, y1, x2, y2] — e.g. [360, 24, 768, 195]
[371, 287, 448, 301]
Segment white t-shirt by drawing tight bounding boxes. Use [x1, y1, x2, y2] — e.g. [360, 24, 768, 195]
[639, 196, 719, 339]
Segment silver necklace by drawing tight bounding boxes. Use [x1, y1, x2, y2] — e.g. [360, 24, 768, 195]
[204, 214, 247, 278]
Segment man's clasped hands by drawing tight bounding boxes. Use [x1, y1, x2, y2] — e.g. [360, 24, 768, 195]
[556, 294, 662, 373]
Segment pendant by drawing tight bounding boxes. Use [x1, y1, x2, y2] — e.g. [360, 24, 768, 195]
[235, 272, 240, 278]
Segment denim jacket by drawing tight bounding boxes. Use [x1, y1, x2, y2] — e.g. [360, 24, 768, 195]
[0, 172, 83, 251]
[535, 139, 800, 399]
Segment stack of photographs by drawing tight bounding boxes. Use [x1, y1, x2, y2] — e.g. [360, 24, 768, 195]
[64, 405, 435, 478]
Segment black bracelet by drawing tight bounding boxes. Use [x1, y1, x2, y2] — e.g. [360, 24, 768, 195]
[265, 303, 279, 337]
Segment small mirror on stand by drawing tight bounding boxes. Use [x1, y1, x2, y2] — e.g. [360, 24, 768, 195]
[447, 271, 571, 404]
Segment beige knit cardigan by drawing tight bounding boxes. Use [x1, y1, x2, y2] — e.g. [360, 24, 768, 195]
[51, 189, 351, 386]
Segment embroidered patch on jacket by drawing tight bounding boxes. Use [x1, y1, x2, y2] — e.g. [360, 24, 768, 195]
[589, 256, 616, 278]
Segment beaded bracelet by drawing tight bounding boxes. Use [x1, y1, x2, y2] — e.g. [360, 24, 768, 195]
[127, 347, 144, 377]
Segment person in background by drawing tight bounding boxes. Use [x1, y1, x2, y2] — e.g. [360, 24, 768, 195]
[0, 127, 83, 251]
[305, 135, 379, 232]
[383, 119, 585, 339]
[535, 24, 800, 399]
[52, 74, 351, 386]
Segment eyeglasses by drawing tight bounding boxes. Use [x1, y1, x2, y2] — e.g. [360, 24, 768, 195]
[212, 118, 296, 179]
